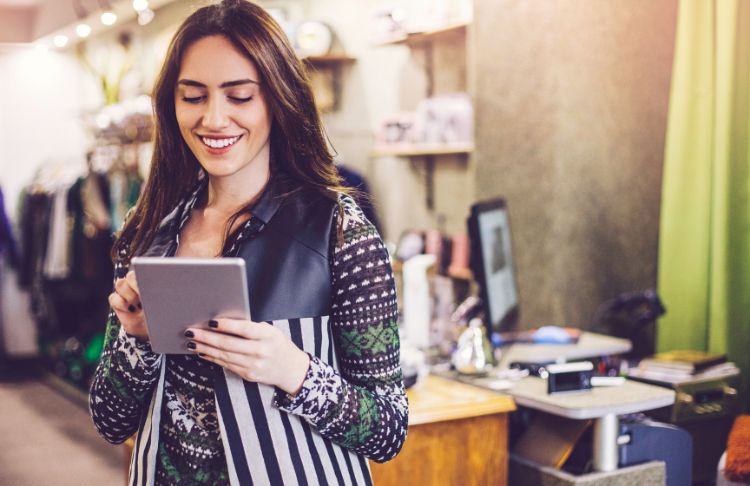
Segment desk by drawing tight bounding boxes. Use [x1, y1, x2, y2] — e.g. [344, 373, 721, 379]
[498, 332, 632, 368]
[370, 374, 516, 485]
[507, 377, 675, 472]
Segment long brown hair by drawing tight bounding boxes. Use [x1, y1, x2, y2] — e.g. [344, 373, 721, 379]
[115, 0, 347, 259]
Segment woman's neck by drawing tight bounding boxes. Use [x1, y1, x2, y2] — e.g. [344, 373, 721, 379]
[204, 164, 269, 218]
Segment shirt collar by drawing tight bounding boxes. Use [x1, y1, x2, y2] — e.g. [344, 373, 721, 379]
[173, 170, 287, 230]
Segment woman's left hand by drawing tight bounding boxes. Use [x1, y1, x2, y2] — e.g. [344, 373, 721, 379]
[186, 319, 310, 396]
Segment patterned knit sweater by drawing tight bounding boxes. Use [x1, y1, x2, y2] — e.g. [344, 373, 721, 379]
[89, 186, 407, 485]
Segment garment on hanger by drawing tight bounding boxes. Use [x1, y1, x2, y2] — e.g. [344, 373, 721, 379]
[0, 187, 17, 264]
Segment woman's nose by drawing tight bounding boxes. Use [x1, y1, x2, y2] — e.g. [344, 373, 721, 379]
[201, 98, 229, 130]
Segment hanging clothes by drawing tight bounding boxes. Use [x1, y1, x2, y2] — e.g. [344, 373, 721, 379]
[43, 186, 73, 280]
[108, 169, 142, 234]
[0, 187, 16, 264]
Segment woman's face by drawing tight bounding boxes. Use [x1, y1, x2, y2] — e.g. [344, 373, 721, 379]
[175, 35, 272, 180]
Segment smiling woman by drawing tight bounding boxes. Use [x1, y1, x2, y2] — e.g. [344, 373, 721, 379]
[174, 35, 272, 186]
[87, 1, 407, 485]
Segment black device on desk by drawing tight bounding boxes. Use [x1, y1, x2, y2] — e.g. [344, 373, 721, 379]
[546, 361, 594, 394]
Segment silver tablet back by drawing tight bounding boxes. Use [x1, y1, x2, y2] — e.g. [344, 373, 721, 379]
[131, 257, 251, 354]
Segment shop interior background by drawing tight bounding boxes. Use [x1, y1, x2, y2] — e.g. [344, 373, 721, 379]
[0, 0, 676, 351]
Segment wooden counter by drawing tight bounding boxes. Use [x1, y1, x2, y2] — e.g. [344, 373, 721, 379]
[370, 374, 516, 486]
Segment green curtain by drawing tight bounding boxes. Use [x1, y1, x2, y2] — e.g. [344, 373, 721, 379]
[658, 0, 750, 406]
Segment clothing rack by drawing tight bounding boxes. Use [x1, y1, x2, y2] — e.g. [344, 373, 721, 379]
[15, 156, 142, 390]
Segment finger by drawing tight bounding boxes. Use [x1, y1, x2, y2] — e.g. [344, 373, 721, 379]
[188, 341, 250, 368]
[199, 354, 254, 380]
[109, 292, 137, 314]
[188, 328, 261, 355]
[114, 278, 140, 306]
[210, 318, 271, 339]
[125, 270, 140, 295]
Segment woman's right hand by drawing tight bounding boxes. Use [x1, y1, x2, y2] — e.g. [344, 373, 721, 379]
[108, 270, 150, 341]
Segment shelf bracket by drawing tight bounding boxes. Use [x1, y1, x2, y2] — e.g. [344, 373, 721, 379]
[425, 154, 435, 210]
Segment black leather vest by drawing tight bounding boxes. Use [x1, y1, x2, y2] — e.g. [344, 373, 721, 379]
[140, 183, 338, 323]
[239, 187, 337, 322]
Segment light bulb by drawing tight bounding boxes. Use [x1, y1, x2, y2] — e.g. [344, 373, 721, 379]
[76, 23, 91, 38]
[101, 11, 117, 26]
[137, 8, 154, 26]
[132, 0, 149, 12]
[53, 35, 69, 48]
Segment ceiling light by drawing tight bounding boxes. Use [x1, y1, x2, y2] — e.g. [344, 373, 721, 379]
[137, 8, 154, 26]
[132, 0, 149, 12]
[101, 11, 117, 26]
[76, 23, 91, 38]
[53, 35, 69, 48]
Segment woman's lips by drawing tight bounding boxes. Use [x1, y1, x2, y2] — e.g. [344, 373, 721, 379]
[199, 134, 243, 154]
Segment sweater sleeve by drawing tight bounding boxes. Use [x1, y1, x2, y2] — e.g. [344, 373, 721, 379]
[273, 195, 408, 463]
[89, 251, 162, 444]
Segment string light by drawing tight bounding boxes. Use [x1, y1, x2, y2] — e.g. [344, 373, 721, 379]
[98, 0, 117, 26]
[53, 34, 69, 48]
[100, 11, 117, 26]
[132, 0, 149, 12]
[76, 23, 92, 38]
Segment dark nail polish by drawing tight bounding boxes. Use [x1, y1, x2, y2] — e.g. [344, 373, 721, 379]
[187, 341, 196, 350]
[128, 304, 136, 313]
[184, 330, 194, 338]
[198, 353, 206, 358]
[208, 320, 218, 328]
[137, 302, 143, 310]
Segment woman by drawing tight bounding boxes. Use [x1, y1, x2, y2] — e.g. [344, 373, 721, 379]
[89, 1, 407, 485]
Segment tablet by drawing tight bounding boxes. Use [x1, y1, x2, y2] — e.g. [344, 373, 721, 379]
[131, 257, 251, 354]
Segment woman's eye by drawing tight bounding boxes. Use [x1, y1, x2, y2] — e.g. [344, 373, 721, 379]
[182, 95, 205, 104]
[229, 96, 253, 104]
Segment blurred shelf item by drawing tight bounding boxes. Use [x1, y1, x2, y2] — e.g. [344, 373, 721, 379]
[370, 143, 474, 158]
[375, 21, 470, 46]
[392, 260, 473, 281]
[301, 53, 356, 112]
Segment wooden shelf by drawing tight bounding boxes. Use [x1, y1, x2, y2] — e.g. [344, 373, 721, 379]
[371, 143, 474, 157]
[375, 21, 470, 46]
[301, 54, 356, 65]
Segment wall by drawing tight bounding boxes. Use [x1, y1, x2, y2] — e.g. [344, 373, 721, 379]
[0, 7, 34, 43]
[473, 0, 678, 329]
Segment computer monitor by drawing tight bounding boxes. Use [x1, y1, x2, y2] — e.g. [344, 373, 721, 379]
[467, 198, 520, 337]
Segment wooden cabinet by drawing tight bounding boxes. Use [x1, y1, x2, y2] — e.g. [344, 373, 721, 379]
[370, 375, 516, 486]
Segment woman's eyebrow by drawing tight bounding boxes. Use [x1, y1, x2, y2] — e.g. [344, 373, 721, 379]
[177, 79, 259, 88]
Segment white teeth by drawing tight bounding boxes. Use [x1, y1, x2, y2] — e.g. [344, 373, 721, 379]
[201, 136, 240, 149]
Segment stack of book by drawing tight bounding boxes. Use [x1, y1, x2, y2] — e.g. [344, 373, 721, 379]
[629, 350, 739, 384]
